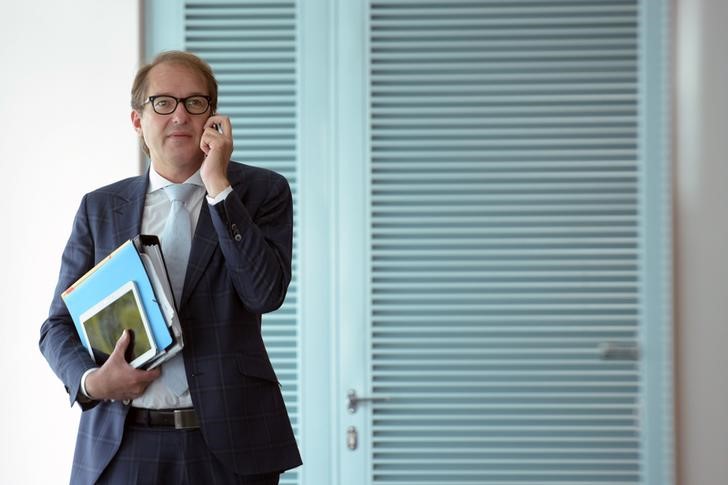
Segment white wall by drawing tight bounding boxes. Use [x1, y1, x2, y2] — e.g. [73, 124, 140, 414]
[0, 1, 140, 483]
[675, 1, 728, 484]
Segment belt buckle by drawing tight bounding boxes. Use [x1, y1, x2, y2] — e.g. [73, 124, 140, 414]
[173, 409, 198, 430]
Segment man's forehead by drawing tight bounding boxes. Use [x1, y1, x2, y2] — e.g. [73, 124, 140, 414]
[146, 62, 208, 94]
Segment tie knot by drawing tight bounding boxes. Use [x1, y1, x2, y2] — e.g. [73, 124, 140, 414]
[164, 183, 197, 204]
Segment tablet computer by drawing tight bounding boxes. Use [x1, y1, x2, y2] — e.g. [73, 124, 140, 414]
[79, 281, 157, 368]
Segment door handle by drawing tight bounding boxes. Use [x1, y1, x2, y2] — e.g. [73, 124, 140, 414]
[599, 341, 639, 360]
[347, 389, 390, 414]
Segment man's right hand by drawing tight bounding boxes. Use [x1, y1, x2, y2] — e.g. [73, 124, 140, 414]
[85, 329, 161, 401]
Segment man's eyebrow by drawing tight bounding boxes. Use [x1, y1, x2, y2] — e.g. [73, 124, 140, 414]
[149, 92, 209, 97]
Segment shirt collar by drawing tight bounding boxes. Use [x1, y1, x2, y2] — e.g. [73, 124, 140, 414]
[148, 165, 205, 193]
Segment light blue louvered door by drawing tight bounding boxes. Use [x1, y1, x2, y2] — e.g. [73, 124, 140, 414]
[148, 0, 672, 484]
[336, 1, 672, 485]
[145, 2, 302, 485]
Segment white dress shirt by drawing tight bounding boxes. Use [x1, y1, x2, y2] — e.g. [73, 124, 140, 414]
[81, 166, 232, 409]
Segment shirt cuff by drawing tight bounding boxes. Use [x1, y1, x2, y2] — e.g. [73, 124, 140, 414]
[80, 368, 99, 400]
[206, 185, 233, 205]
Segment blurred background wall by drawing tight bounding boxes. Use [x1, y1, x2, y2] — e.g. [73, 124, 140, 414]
[674, 0, 728, 484]
[0, 1, 140, 483]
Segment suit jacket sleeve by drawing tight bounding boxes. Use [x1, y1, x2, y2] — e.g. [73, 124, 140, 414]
[39, 194, 99, 409]
[208, 168, 293, 314]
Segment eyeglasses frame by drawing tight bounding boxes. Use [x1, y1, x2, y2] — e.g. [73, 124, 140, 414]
[143, 95, 212, 115]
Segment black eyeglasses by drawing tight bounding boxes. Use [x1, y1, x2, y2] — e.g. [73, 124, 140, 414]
[144, 95, 211, 115]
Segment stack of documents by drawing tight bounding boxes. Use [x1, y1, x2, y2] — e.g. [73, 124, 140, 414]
[62, 235, 183, 369]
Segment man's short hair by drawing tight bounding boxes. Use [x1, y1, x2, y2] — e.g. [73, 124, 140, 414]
[131, 50, 218, 113]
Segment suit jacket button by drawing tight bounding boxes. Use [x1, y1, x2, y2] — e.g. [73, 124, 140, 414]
[234, 234, 242, 242]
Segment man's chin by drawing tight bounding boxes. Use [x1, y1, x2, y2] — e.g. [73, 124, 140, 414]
[152, 151, 205, 173]
[165, 144, 204, 160]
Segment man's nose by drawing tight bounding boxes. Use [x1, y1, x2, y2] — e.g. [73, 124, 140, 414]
[170, 100, 190, 122]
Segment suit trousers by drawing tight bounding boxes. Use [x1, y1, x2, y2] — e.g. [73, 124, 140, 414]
[96, 421, 280, 485]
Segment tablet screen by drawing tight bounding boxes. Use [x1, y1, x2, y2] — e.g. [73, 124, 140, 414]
[80, 281, 156, 367]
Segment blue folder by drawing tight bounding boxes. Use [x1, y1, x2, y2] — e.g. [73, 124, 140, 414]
[62, 236, 174, 362]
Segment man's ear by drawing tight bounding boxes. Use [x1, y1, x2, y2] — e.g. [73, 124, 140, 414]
[131, 110, 142, 134]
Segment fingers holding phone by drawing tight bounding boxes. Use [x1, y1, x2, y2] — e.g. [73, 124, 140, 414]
[201, 115, 232, 154]
[200, 115, 233, 196]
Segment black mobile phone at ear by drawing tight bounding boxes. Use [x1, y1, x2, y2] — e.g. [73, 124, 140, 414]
[212, 123, 223, 134]
[124, 329, 135, 363]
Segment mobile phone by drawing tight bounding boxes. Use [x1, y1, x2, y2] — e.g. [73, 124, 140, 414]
[212, 123, 223, 135]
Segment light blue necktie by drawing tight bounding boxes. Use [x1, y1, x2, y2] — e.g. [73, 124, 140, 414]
[159, 183, 197, 396]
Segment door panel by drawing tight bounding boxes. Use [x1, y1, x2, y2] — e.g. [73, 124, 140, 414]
[149, 2, 302, 484]
[339, 1, 670, 484]
[150, 1, 672, 483]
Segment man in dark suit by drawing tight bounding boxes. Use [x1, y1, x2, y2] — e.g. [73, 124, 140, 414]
[40, 51, 302, 484]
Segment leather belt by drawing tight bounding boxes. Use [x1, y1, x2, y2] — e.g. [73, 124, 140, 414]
[127, 407, 200, 430]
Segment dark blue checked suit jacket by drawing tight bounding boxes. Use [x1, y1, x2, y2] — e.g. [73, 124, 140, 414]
[40, 162, 302, 484]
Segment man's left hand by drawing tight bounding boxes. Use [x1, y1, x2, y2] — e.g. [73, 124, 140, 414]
[200, 115, 233, 197]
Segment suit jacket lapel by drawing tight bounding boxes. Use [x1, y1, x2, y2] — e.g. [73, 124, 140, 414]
[107, 169, 216, 309]
[181, 197, 218, 309]
[112, 173, 148, 247]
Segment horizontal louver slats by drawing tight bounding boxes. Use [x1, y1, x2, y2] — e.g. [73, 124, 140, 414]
[369, 1, 640, 484]
[185, 2, 299, 484]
